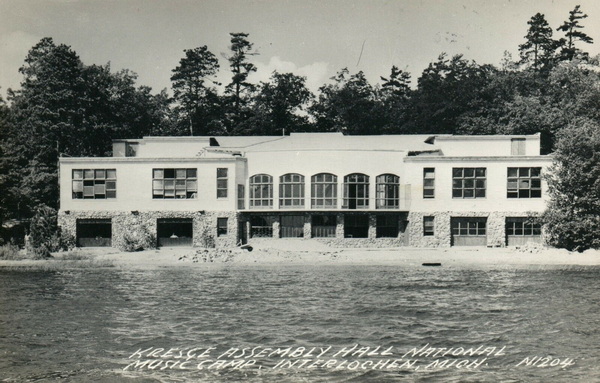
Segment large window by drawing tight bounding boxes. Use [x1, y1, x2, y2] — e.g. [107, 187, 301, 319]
[344, 214, 369, 238]
[423, 168, 435, 198]
[452, 168, 486, 198]
[72, 169, 116, 199]
[311, 173, 337, 208]
[376, 214, 399, 238]
[279, 173, 305, 208]
[376, 174, 399, 209]
[153, 169, 197, 199]
[506, 217, 541, 236]
[249, 174, 273, 208]
[507, 167, 541, 198]
[343, 173, 369, 209]
[452, 218, 486, 236]
[217, 168, 228, 198]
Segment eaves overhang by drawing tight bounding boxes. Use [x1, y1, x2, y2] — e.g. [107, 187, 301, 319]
[403, 155, 554, 163]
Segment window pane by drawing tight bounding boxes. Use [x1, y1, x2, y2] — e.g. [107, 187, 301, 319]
[464, 168, 474, 178]
[72, 180, 83, 192]
[73, 170, 83, 179]
[217, 168, 228, 178]
[153, 169, 164, 179]
[106, 169, 116, 179]
[508, 168, 518, 177]
[176, 169, 187, 179]
[95, 169, 106, 179]
[84, 170, 94, 179]
[187, 169, 197, 178]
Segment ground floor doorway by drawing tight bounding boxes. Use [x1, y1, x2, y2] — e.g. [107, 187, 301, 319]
[76, 219, 112, 247]
[157, 218, 193, 247]
[451, 217, 487, 246]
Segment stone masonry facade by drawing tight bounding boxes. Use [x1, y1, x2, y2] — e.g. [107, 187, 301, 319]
[58, 210, 239, 249]
[408, 211, 542, 247]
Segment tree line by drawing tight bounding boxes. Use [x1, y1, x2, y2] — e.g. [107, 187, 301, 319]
[1, 5, 599, 250]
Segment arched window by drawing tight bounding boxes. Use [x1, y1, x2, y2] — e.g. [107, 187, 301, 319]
[311, 173, 337, 208]
[343, 173, 369, 209]
[279, 173, 305, 208]
[249, 174, 273, 208]
[376, 174, 399, 209]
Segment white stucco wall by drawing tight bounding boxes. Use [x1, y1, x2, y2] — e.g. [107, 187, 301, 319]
[404, 156, 553, 214]
[59, 157, 244, 212]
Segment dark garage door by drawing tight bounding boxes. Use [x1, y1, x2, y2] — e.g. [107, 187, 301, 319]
[280, 215, 304, 238]
[451, 217, 487, 246]
[76, 219, 112, 247]
[157, 218, 193, 247]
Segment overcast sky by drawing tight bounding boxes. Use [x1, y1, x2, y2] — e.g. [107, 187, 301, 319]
[1, 0, 599, 99]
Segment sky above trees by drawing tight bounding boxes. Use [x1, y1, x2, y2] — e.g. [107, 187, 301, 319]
[1, 0, 599, 98]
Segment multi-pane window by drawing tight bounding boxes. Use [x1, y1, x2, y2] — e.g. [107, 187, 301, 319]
[217, 168, 228, 198]
[279, 173, 305, 208]
[452, 218, 486, 236]
[452, 168, 486, 198]
[507, 167, 542, 198]
[311, 173, 337, 208]
[376, 174, 399, 209]
[343, 173, 369, 209]
[423, 216, 435, 236]
[152, 169, 197, 199]
[72, 169, 116, 199]
[249, 174, 273, 208]
[376, 214, 399, 238]
[344, 214, 369, 238]
[506, 217, 541, 236]
[423, 168, 435, 198]
[217, 217, 228, 237]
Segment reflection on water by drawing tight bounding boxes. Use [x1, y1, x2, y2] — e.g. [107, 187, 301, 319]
[0, 264, 598, 382]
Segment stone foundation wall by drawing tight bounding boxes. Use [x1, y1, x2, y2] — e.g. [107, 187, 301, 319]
[408, 211, 542, 248]
[315, 238, 403, 248]
[58, 210, 239, 249]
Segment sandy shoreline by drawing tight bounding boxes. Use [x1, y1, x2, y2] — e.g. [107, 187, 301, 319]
[1, 239, 599, 269]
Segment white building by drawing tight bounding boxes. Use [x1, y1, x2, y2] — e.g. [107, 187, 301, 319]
[58, 132, 552, 248]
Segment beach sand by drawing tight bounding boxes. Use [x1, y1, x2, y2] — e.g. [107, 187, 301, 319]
[3, 239, 597, 269]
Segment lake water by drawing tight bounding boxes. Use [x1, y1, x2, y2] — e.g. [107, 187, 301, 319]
[1, 263, 599, 382]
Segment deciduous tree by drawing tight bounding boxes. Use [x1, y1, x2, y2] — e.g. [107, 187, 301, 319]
[542, 118, 600, 251]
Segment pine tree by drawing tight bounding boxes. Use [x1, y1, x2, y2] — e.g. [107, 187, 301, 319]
[224, 33, 257, 134]
[519, 13, 559, 73]
[557, 5, 594, 61]
[170, 46, 221, 135]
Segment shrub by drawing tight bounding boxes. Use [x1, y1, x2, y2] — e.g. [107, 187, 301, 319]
[120, 223, 156, 252]
[26, 205, 62, 258]
[0, 244, 22, 260]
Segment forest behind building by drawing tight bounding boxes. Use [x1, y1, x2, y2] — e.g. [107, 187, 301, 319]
[1, 5, 599, 251]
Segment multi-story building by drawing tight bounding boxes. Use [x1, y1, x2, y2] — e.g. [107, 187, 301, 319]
[58, 132, 552, 248]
